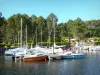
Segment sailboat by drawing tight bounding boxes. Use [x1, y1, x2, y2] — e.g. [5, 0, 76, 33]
[5, 18, 27, 58]
[46, 18, 64, 59]
[11, 18, 28, 60]
[22, 26, 47, 61]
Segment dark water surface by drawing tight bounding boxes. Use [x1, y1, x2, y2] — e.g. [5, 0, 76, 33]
[0, 52, 100, 75]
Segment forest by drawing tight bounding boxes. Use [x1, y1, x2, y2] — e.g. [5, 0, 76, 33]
[0, 13, 100, 47]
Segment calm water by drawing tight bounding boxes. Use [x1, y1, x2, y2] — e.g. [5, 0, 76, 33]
[0, 51, 100, 75]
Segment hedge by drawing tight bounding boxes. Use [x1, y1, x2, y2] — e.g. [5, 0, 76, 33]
[0, 43, 11, 47]
[95, 42, 100, 45]
[0, 42, 69, 47]
[38, 42, 69, 46]
[0, 43, 5, 47]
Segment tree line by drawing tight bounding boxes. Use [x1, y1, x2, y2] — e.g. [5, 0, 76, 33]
[0, 12, 100, 46]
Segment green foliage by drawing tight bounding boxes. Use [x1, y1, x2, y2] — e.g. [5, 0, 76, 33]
[0, 43, 5, 47]
[0, 43, 11, 47]
[98, 38, 100, 42]
[94, 38, 98, 42]
[95, 42, 100, 45]
[28, 43, 35, 47]
[0, 13, 100, 46]
[56, 42, 68, 46]
[38, 42, 68, 46]
[38, 42, 53, 46]
[94, 38, 100, 42]
[5, 44, 11, 47]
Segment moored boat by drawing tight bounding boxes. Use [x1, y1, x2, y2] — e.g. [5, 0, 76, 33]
[61, 53, 85, 59]
[61, 52, 85, 59]
[23, 53, 47, 62]
[5, 47, 27, 56]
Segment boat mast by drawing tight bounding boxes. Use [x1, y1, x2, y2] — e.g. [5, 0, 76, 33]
[18, 31, 20, 47]
[53, 18, 56, 54]
[53, 18, 56, 46]
[26, 25, 27, 47]
[41, 28, 42, 46]
[47, 23, 51, 49]
[36, 26, 37, 46]
[20, 18, 23, 47]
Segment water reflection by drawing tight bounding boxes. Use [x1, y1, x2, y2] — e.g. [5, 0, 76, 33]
[0, 51, 100, 75]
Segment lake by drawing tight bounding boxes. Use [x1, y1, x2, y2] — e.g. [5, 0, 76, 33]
[0, 51, 100, 75]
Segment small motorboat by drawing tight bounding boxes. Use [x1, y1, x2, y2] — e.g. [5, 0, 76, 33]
[23, 52, 47, 62]
[60, 49, 85, 59]
[61, 53, 85, 59]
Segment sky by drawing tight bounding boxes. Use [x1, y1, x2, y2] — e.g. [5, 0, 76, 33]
[0, 0, 100, 23]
